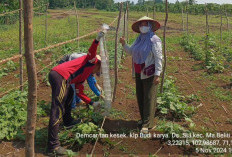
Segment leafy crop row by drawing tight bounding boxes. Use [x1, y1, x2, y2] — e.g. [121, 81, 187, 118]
[155, 76, 197, 137]
[0, 90, 27, 140]
[59, 105, 104, 149]
[180, 33, 230, 73]
[180, 34, 205, 61]
[157, 76, 196, 120]
[0, 89, 50, 140]
[0, 61, 17, 78]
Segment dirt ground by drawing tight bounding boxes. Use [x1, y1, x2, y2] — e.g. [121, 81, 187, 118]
[0, 56, 199, 157]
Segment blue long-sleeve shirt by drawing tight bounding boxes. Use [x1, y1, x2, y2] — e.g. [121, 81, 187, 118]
[87, 74, 101, 97]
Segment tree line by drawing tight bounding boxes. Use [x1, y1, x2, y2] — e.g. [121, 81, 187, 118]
[131, 1, 232, 15]
[47, 0, 232, 15]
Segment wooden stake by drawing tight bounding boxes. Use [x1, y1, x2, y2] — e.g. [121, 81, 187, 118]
[205, 5, 209, 34]
[186, 5, 189, 35]
[23, 0, 37, 156]
[147, 7, 149, 17]
[181, 7, 184, 31]
[225, 10, 229, 31]
[121, 10, 126, 59]
[74, 1, 80, 48]
[126, 2, 129, 43]
[205, 4, 209, 62]
[225, 8, 230, 47]
[19, 0, 23, 91]
[113, 3, 123, 102]
[45, 3, 49, 45]
[220, 8, 223, 52]
[160, 0, 168, 94]
[132, 58, 135, 78]
[153, 0, 156, 20]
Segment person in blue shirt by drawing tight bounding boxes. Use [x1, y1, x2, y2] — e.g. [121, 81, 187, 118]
[71, 73, 103, 108]
[58, 53, 104, 109]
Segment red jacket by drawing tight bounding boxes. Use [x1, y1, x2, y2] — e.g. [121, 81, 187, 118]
[52, 40, 99, 104]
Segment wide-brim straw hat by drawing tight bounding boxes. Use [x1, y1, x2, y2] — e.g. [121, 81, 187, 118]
[132, 16, 161, 33]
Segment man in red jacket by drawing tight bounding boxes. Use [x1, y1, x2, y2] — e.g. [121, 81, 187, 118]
[47, 32, 104, 155]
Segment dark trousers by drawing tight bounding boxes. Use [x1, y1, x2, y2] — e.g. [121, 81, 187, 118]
[47, 70, 74, 150]
[135, 73, 157, 128]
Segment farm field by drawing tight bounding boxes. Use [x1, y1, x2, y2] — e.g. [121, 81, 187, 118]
[0, 7, 232, 156]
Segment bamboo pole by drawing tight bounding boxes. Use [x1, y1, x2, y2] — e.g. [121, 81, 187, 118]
[24, 0, 37, 156]
[44, 3, 49, 45]
[19, 0, 23, 91]
[160, 0, 168, 94]
[113, 3, 123, 102]
[74, 1, 80, 48]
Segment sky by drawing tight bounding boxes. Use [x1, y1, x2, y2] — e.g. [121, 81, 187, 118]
[114, 0, 232, 4]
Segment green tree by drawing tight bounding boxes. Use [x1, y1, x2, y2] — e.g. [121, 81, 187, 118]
[95, 0, 114, 10]
[138, 0, 143, 5]
[189, 0, 196, 5]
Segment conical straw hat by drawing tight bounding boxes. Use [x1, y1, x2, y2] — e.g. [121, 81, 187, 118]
[132, 16, 161, 33]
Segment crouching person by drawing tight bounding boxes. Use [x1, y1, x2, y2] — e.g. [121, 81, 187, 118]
[58, 52, 104, 109]
[47, 32, 104, 155]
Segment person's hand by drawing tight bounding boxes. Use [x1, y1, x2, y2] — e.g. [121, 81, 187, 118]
[100, 94, 105, 100]
[120, 37, 126, 46]
[154, 76, 160, 85]
[96, 31, 105, 41]
[96, 84, 102, 92]
[92, 102, 101, 112]
[76, 100, 85, 106]
[93, 101, 100, 105]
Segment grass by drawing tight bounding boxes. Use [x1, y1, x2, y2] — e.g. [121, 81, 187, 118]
[200, 72, 219, 81]
[192, 63, 204, 71]
[206, 83, 232, 102]
[0, 8, 118, 61]
[125, 84, 136, 95]
[1, 7, 231, 58]
[226, 119, 232, 125]
[0, 8, 123, 92]
[166, 65, 179, 74]
[125, 84, 136, 99]
[212, 89, 232, 102]
[109, 108, 126, 119]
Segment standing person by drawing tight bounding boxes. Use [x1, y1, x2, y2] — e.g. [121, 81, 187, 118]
[58, 53, 104, 109]
[119, 16, 162, 133]
[47, 32, 104, 155]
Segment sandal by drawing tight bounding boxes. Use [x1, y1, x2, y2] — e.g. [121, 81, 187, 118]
[140, 127, 149, 134]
